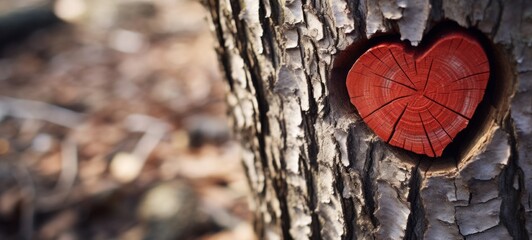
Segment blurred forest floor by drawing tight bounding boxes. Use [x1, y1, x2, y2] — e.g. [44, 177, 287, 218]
[0, 0, 254, 239]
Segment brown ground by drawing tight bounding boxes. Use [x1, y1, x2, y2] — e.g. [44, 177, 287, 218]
[0, 0, 253, 239]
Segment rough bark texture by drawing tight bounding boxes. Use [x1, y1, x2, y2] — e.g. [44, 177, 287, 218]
[204, 0, 532, 239]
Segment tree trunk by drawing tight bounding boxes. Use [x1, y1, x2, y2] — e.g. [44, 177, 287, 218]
[204, 0, 532, 239]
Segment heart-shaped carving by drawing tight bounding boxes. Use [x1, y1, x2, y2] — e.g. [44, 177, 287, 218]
[347, 32, 490, 157]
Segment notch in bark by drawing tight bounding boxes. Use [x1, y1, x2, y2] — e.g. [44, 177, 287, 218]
[332, 22, 514, 168]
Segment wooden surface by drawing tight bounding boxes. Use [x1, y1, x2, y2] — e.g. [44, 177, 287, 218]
[347, 32, 489, 157]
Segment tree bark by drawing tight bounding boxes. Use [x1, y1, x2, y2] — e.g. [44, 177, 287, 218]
[204, 0, 532, 239]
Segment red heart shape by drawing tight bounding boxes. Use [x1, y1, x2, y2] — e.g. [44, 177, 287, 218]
[346, 32, 489, 157]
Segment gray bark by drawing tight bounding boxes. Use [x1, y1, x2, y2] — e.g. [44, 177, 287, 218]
[204, 0, 532, 239]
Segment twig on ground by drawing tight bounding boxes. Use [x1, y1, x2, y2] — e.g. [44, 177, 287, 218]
[10, 162, 36, 240]
[110, 114, 170, 183]
[0, 96, 84, 128]
[57, 139, 78, 192]
[37, 139, 79, 209]
[132, 120, 168, 163]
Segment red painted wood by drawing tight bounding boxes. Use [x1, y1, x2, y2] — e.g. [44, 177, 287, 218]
[346, 32, 490, 157]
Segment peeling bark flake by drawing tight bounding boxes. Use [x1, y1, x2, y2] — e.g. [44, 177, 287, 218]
[396, 0, 430, 46]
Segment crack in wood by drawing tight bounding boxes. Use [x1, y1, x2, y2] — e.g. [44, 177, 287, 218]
[359, 68, 418, 91]
[389, 49, 417, 88]
[387, 103, 409, 143]
[450, 71, 490, 84]
[414, 58, 418, 75]
[419, 113, 437, 157]
[362, 95, 412, 121]
[403, 53, 410, 70]
[370, 51, 393, 70]
[427, 109, 453, 140]
[422, 95, 470, 120]
[422, 58, 434, 92]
